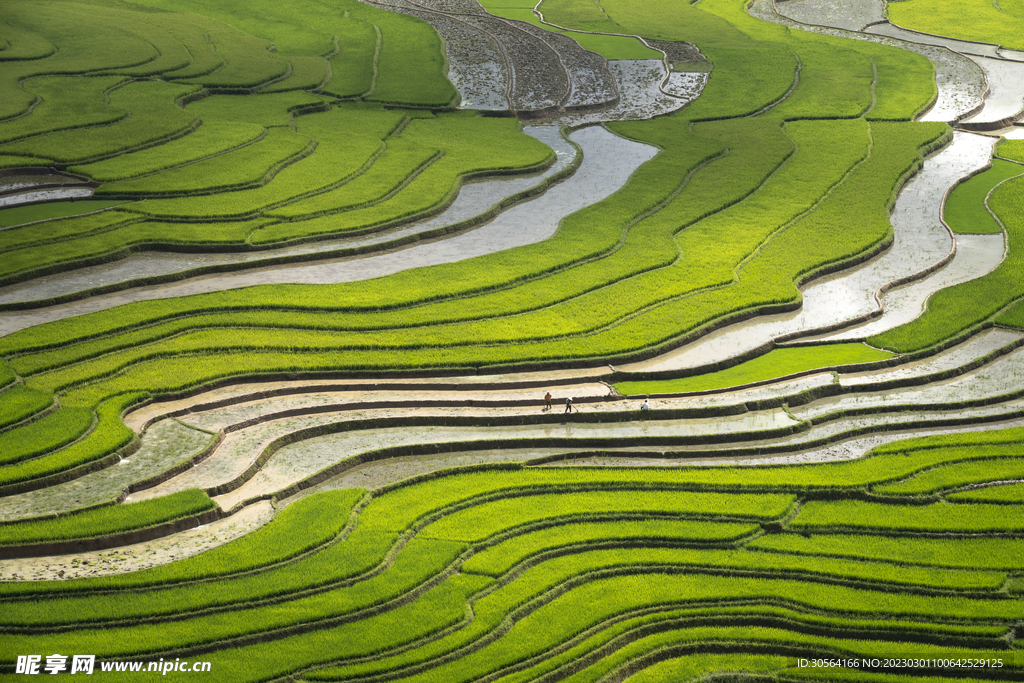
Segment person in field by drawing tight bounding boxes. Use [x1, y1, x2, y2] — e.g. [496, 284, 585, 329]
[565, 397, 574, 413]
[544, 392, 552, 411]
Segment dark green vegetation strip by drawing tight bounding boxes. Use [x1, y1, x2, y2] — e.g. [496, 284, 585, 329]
[0, 430, 1021, 681]
[0, 489, 214, 546]
[0, 201, 127, 229]
[615, 343, 892, 395]
[943, 158, 1024, 234]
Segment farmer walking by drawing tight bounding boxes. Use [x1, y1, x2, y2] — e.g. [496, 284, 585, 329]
[544, 392, 552, 411]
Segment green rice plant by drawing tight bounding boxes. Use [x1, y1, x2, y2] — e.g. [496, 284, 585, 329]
[364, 11, 456, 106]
[591, 654, 786, 683]
[0, 155, 49, 170]
[326, 564, 1022, 683]
[0, 360, 14, 389]
[995, 298, 1024, 329]
[0, 80, 201, 164]
[0, 393, 140, 488]
[0, 536, 462, 651]
[0, 406, 93, 466]
[0, 218, 270, 285]
[461, 519, 758, 575]
[322, 18, 377, 98]
[134, 106, 405, 219]
[0, 116, 730, 354]
[154, 14, 226, 80]
[568, 32, 662, 60]
[748, 533, 1024, 571]
[766, 41, 874, 120]
[790, 499, 1024, 533]
[0, 488, 364, 597]
[947, 484, 1024, 503]
[183, 91, 329, 128]
[0, 526, 395, 625]
[263, 132, 437, 220]
[0, 384, 53, 430]
[943, 158, 1024, 234]
[870, 425, 1024, 454]
[0, 2, 167, 120]
[560, 624, 1009, 683]
[239, 118, 866, 332]
[888, 0, 1024, 51]
[132, 574, 491, 683]
[615, 343, 892, 395]
[999, 139, 1024, 164]
[0, 489, 214, 546]
[311, 600, 999, 683]
[0, 18, 56, 62]
[69, 122, 266, 182]
[862, 42, 937, 122]
[0, 201, 127, 229]
[0, 75, 128, 146]
[419, 490, 794, 543]
[259, 55, 330, 93]
[532, 0, 624, 32]
[870, 174, 1024, 352]
[598, 0, 800, 121]
[872, 457, 1024, 496]
[0, 208, 139, 258]
[251, 115, 553, 242]
[481, 0, 661, 59]
[176, 24, 289, 89]
[463, 530, 1004, 591]
[96, 127, 313, 197]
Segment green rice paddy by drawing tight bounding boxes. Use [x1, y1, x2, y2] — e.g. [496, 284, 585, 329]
[0, 0, 1022, 680]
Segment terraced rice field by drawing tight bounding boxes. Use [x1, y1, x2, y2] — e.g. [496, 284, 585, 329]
[1, 0, 1023, 680]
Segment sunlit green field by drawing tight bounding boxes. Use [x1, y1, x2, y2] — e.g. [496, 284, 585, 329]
[1, 0, 1023, 680]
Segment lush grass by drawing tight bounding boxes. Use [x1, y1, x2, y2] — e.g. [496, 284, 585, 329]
[0, 489, 214, 546]
[872, 458, 1024, 496]
[96, 127, 313, 197]
[944, 158, 1024, 234]
[0, 2, 1019, 680]
[0, 80, 201, 164]
[748, 533, 1024, 570]
[481, 0, 661, 59]
[460, 519, 759, 575]
[999, 139, 1024, 164]
[995, 298, 1024, 330]
[791, 499, 1024, 532]
[888, 0, 1024, 51]
[420, 490, 794, 542]
[184, 92, 329, 128]
[948, 483, 1024, 503]
[615, 343, 893, 396]
[131, 106, 404, 219]
[0, 406, 93, 466]
[1, 426, 1023, 676]
[69, 122, 266, 182]
[0, 385, 52, 430]
[0, 200, 127, 229]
